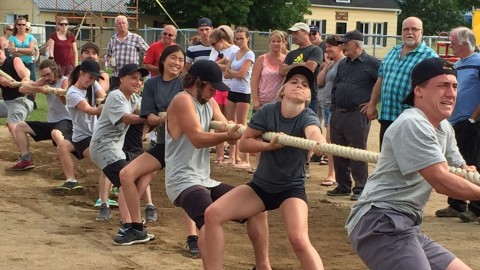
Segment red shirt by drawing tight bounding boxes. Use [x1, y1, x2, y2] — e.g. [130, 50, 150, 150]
[143, 41, 176, 76]
[49, 32, 76, 66]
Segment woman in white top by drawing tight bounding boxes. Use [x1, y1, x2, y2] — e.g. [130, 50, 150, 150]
[224, 26, 255, 169]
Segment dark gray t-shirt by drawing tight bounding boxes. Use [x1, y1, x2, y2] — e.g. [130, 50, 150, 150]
[140, 75, 184, 144]
[284, 45, 323, 98]
[248, 102, 321, 193]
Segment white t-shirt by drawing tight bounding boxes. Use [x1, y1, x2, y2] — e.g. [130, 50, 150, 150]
[229, 50, 255, 94]
[209, 45, 240, 87]
[46, 76, 71, 123]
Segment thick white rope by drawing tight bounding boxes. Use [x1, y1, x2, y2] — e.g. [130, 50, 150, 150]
[158, 112, 480, 185]
[0, 70, 67, 95]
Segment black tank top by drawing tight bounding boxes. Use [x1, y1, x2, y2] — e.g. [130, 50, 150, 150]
[0, 57, 23, 100]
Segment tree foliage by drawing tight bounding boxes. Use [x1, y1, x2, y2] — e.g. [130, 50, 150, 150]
[395, 0, 468, 35]
[130, 0, 311, 30]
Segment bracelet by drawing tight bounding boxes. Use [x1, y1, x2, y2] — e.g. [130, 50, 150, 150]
[48, 57, 54, 60]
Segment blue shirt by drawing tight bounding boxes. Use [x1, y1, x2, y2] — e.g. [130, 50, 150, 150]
[449, 52, 480, 125]
[378, 41, 437, 121]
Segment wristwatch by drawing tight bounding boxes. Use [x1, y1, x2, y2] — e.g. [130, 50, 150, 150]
[468, 118, 476, 124]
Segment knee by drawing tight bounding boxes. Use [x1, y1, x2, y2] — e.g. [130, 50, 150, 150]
[119, 167, 134, 186]
[204, 204, 224, 226]
[287, 232, 310, 253]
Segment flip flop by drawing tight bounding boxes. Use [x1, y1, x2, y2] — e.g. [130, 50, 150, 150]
[321, 179, 337, 187]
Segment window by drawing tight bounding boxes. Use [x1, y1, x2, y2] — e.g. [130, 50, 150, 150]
[336, 0, 350, 3]
[336, 22, 347, 35]
[7, 14, 28, 23]
[373, 22, 388, 47]
[310, 19, 327, 37]
[357, 22, 370, 45]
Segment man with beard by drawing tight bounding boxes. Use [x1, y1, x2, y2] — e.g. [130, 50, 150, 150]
[366, 17, 437, 147]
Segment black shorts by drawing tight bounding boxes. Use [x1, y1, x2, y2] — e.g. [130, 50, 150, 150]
[227, 91, 251, 104]
[146, 143, 165, 168]
[102, 159, 129, 188]
[27, 119, 73, 145]
[246, 182, 307, 211]
[124, 150, 142, 161]
[175, 183, 234, 230]
[71, 137, 91, 160]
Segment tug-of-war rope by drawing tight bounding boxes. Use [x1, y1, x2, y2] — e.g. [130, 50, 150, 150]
[0, 70, 67, 96]
[158, 112, 480, 185]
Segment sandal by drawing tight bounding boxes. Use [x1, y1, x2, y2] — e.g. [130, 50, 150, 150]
[321, 179, 337, 187]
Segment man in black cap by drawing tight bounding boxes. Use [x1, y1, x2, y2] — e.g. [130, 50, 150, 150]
[309, 24, 326, 55]
[164, 60, 270, 268]
[345, 57, 478, 270]
[327, 29, 380, 200]
[184, 17, 213, 72]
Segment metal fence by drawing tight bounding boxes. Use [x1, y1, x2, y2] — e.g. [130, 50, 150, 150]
[1, 22, 452, 60]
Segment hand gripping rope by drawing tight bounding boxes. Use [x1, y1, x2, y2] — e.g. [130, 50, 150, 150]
[0, 70, 67, 95]
[158, 112, 480, 185]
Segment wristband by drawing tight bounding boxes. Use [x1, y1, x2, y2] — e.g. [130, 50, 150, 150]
[48, 56, 54, 60]
[468, 118, 476, 124]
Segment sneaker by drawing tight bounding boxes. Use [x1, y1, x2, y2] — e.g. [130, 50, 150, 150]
[6, 159, 35, 171]
[117, 224, 155, 240]
[110, 187, 119, 198]
[310, 154, 321, 162]
[113, 228, 151, 246]
[305, 163, 311, 178]
[458, 210, 479, 223]
[435, 206, 460, 218]
[145, 204, 158, 222]
[350, 193, 361, 201]
[52, 181, 85, 195]
[186, 235, 200, 256]
[96, 203, 112, 221]
[319, 155, 328, 165]
[93, 199, 118, 207]
[326, 188, 351, 197]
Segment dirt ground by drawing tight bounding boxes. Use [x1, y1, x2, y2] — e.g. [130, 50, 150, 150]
[0, 121, 479, 270]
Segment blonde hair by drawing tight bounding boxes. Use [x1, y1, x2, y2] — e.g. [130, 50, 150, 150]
[210, 25, 234, 44]
[275, 80, 311, 107]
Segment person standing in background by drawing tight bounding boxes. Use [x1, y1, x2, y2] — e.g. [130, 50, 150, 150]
[143, 24, 177, 77]
[47, 17, 78, 76]
[184, 17, 213, 72]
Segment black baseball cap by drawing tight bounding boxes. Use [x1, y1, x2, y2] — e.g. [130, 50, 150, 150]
[118, 63, 149, 78]
[188, 60, 229, 92]
[284, 66, 315, 93]
[81, 42, 100, 54]
[309, 25, 319, 33]
[198, 18, 212, 28]
[79, 60, 104, 80]
[402, 57, 457, 106]
[339, 30, 364, 43]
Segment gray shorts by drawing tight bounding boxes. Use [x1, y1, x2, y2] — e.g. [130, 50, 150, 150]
[0, 100, 7, 118]
[349, 207, 456, 270]
[4, 97, 33, 123]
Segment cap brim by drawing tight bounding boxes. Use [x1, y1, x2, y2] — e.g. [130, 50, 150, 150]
[285, 66, 315, 95]
[338, 38, 349, 43]
[211, 82, 230, 92]
[126, 68, 149, 77]
[402, 90, 414, 106]
[87, 71, 104, 80]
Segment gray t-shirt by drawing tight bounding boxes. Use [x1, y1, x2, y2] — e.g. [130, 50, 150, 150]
[318, 57, 344, 105]
[248, 102, 321, 193]
[89, 90, 140, 169]
[46, 76, 71, 123]
[345, 108, 465, 235]
[165, 94, 220, 203]
[140, 75, 184, 144]
[66, 81, 102, 142]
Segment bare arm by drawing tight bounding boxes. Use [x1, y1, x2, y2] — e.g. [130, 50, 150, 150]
[365, 77, 382, 119]
[13, 57, 30, 84]
[47, 38, 55, 58]
[121, 113, 147, 125]
[250, 55, 264, 111]
[420, 162, 480, 200]
[72, 41, 78, 66]
[75, 99, 102, 115]
[238, 127, 284, 153]
[226, 59, 253, 79]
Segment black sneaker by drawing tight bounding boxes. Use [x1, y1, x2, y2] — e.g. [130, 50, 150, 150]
[186, 235, 200, 256]
[113, 228, 151, 246]
[326, 188, 351, 197]
[52, 181, 85, 196]
[117, 224, 155, 240]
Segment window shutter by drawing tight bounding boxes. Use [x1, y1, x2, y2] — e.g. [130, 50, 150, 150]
[383, 22, 388, 47]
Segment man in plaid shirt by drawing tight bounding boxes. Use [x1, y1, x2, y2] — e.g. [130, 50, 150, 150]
[366, 17, 437, 147]
[106, 15, 149, 90]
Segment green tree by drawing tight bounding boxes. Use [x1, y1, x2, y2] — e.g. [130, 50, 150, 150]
[130, 0, 310, 30]
[396, 0, 466, 35]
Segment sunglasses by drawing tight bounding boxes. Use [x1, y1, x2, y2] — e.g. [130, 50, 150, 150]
[163, 32, 174, 37]
[59, 23, 68, 26]
[309, 32, 318, 36]
[17, 24, 26, 26]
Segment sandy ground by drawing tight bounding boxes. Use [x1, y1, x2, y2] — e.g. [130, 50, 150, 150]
[0, 121, 479, 270]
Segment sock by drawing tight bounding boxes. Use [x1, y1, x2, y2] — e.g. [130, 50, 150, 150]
[132, 222, 144, 231]
[21, 153, 32, 161]
[66, 179, 77, 183]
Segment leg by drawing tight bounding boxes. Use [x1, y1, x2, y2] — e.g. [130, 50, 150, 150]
[279, 198, 323, 270]
[225, 100, 239, 163]
[203, 185, 265, 270]
[7, 122, 18, 145]
[247, 211, 271, 270]
[235, 102, 251, 168]
[345, 111, 370, 195]
[14, 122, 34, 155]
[329, 110, 351, 194]
[56, 140, 76, 180]
[325, 125, 335, 181]
[215, 103, 226, 164]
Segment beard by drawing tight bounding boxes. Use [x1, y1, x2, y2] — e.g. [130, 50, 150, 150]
[196, 87, 209, 104]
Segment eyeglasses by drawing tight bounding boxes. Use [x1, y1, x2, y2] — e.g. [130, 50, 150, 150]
[40, 71, 52, 78]
[211, 40, 219, 47]
[59, 23, 68, 26]
[17, 24, 26, 26]
[163, 32, 174, 37]
[309, 32, 318, 36]
[402, 27, 422, 33]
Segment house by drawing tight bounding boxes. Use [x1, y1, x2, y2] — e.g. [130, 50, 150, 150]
[306, 0, 401, 59]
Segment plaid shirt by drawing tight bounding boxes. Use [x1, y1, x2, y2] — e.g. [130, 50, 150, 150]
[378, 41, 437, 121]
[107, 31, 149, 76]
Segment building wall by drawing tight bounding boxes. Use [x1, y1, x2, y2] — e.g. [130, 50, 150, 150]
[306, 7, 400, 59]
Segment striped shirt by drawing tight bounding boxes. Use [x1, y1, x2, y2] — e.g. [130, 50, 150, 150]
[186, 41, 212, 64]
[332, 51, 380, 109]
[378, 41, 437, 121]
[107, 31, 149, 77]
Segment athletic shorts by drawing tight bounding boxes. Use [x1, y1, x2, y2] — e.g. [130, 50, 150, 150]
[227, 91, 251, 104]
[174, 183, 235, 230]
[71, 137, 91, 160]
[213, 90, 228, 106]
[246, 182, 307, 211]
[28, 119, 73, 145]
[4, 97, 33, 123]
[102, 159, 129, 188]
[146, 143, 165, 168]
[349, 207, 456, 270]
